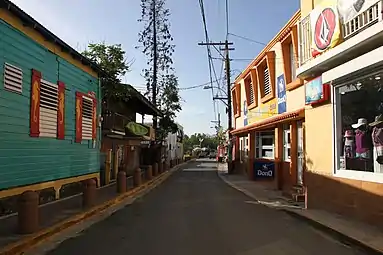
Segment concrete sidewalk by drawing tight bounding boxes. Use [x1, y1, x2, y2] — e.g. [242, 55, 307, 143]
[217, 163, 383, 254]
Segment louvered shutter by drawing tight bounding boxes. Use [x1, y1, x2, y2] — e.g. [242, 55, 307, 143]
[4, 63, 23, 93]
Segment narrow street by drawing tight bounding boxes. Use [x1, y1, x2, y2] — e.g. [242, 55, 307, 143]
[46, 160, 365, 255]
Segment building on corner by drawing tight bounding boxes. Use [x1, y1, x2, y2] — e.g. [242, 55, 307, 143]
[297, 0, 383, 227]
[231, 11, 306, 199]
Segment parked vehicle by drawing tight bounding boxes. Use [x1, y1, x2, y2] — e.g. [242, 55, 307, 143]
[208, 150, 217, 159]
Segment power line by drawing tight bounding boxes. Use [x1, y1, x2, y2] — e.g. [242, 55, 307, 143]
[179, 78, 224, 90]
[228, 32, 266, 46]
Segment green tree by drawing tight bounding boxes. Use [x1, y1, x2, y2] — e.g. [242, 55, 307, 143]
[82, 43, 131, 112]
[138, 0, 181, 139]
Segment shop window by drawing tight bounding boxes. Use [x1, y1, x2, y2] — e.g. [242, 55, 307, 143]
[283, 125, 291, 162]
[4, 63, 23, 93]
[334, 71, 383, 180]
[255, 131, 274, 159]
[40, 79, 58, 138]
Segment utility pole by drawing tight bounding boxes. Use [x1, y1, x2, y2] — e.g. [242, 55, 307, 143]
[152, 0, 158, 129]
[198, 40, 234, 174]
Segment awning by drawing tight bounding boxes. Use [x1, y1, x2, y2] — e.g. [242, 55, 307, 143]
[231, 108, 305, 135]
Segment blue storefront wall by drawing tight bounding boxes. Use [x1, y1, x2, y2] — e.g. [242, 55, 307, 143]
[0, 20, 101, 190]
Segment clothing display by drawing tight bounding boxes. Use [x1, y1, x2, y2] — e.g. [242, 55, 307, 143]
[343, 130, 355, 158]
[369, 115, 383, 172]
[352, 118, 371, 159]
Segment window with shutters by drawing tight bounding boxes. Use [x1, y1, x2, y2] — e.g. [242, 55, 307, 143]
[82, 96, 93, 140]
[263, 67, 271, 96]
[40, 79, 58, 138]
[3, 63, 23, 93]
[256, 52, 276, 103]
[244, 70, 258, 109]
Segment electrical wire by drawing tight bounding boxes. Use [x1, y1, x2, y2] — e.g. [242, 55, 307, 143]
[228, 32, 266, 46]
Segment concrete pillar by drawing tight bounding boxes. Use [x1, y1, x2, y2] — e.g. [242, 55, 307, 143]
[18, 190, 39, 234]
[146, 165, 153, 180]
[82, 179, 97, 208]
[117, 171, 127, 193]
[134, 168, 142, 187]
[153, 163, 159, 176]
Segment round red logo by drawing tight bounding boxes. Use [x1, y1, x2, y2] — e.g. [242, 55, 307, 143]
[314, 8, 336, 51]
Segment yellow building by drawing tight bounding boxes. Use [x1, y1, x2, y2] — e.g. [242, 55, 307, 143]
[297, 0, 383, 227]
[231, 11, 306, 197]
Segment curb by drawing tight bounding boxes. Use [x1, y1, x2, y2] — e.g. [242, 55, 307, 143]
[282, 210, 383, 255]
[217, 171, 383, 255]
[0, 161, 191, 255]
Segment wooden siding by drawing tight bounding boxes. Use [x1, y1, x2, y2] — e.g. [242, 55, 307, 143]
[0, 19, 100, 190]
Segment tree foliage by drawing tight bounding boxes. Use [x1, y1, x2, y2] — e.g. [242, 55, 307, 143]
[183, 132, 225, 153]
[83, 43, 131, 111]
[138, 0, 181, 140]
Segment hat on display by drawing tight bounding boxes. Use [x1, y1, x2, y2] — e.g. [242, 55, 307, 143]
[344, 130, 354, 137]
[369, 114, 383, 127]
[351, 118, 368, 129]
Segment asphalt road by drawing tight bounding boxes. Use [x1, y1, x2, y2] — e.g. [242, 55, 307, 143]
[46, 160, 367, 255]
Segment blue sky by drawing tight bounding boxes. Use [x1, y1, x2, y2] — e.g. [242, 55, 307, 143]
[12, 0, 299, 136]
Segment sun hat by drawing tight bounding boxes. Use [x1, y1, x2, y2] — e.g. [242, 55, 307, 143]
[369, 114, 383, 127]
[351, 118, 368, 129]
[344, 130, 354, 137]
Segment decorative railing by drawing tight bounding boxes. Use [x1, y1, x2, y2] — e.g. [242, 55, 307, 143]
[343, 0, 383, 39]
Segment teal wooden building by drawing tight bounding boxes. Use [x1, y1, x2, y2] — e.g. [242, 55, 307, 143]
[0, 0, 105, 200]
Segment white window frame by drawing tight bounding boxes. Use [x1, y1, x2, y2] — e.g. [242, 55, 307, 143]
[40, 79, 58, 138]
[332, 72, 383, 184]
[283, 125, 291, 162]
[82, 96, 94, 140]
[255, 131, 274, 159]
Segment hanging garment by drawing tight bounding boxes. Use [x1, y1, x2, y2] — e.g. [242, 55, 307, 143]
[344, 138, 355, 158]
[355, 129, 371, 158]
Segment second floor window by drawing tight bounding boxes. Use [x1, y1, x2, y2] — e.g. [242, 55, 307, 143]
[263, 67, 271, 96]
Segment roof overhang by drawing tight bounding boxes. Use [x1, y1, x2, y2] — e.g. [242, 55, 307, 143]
[231, 108, 305, 136]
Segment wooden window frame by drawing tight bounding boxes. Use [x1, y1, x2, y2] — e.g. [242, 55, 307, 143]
[281, 25, 303, 91]
[256, 51, 276, 104]
[244, 69, 258, 110]
[232, 84, 241, 118]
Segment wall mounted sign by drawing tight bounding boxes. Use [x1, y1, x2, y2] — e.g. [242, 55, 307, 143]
[277, 74, 286, 114]
[247, 98, 277, 125]
[305, 76, 330, 106]
[310, 0, 341, 57]
[126, 122, 149, 136]
[243, 100, 248, 126]
[254, 161, 275, 180]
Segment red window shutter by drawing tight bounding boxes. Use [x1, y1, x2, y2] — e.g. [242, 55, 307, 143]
[92, 98, 97, 139]
[57, 81, 65, 139]
[30, 69, 41, 137]
[75, 91, 83, 143]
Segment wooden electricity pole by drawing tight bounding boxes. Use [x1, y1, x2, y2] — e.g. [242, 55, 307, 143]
[198, 40, 234, 173]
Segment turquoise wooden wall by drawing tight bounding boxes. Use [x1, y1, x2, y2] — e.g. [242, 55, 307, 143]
[0, 19, 101, 190]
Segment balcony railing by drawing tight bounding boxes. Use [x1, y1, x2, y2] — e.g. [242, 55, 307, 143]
[298, 1, 383, 66]
[102, 112, 133, 133]
[343, 0, 382, 39]
[102, 112, 155, 140]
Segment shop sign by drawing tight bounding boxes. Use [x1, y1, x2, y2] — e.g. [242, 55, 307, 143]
[126, 122, 149, 136]
[243, 100, 248, 126]
[305, 76, 330, 106]
[247, 99, 277, 124]
[254, 161, 275, 179]
[310, 0, 341, 57]
[277, 74, 286, 114]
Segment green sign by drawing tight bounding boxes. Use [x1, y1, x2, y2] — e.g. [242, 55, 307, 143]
[126, 122, 149, 136]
